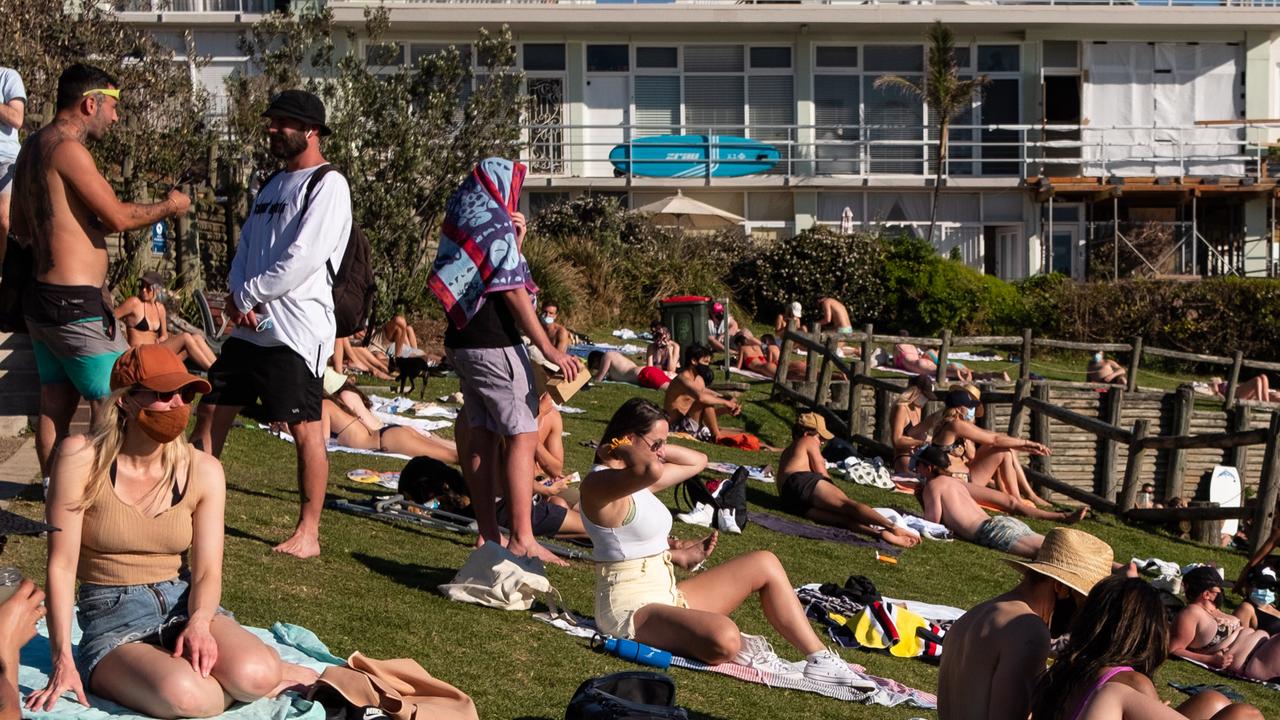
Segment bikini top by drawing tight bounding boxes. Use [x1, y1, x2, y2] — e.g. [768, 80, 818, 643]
[1189, 614, 1240, 653]
[133, 314, 152, 332]
[1068, 666, 1135, 720]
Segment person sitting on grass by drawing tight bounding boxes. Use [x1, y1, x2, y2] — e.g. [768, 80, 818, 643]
[1194, 375, 1280, 404]
[774, 301, 802, 335]
[777, 412, 919, 549]
[890, 375, 940, 474]
[646, 322, 680, 375]
[1234, 565, 1280, 635]
[381, 302, 423, 359]
[732, 332, 778, 377]
[29, 345, 317, 718]
[706, 302, 740, 353]
[929, 387, 1055, 509]
[663, 343, 741, 443]
[915, 445, 1086, 558]
[1087, 351, 1127, 386]
[319, 374, 458, 464]
[1170, 566, 1280, 681]
[115, 271, 217, 371]
[1031, 575, 1262, 720]
[580, 398, 872, 688]
[588, 350, 671, 390]
[331, 334, 393, 380]
[542, 301, 572, 354]
[937, 527, 1114, 720]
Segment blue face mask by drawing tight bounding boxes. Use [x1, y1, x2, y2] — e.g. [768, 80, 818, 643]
[1252, 588, 1277, 606]
[965, 407, 976, 421]
[542, 315, 554, 325]
[1094, 352, 1103, 363]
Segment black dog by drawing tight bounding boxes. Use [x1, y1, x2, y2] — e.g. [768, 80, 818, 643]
[388, 355, 431, 398]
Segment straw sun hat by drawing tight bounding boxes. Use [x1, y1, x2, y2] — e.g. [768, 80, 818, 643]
[1004, 528, 1114, 598]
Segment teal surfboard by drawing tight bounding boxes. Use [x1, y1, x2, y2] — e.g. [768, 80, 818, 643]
[609, 135, 781, 178]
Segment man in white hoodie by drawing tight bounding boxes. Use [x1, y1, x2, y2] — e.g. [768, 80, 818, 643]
[190, 90, 351, 559]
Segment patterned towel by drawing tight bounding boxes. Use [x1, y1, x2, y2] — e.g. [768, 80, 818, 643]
[428, 158, 534, 329]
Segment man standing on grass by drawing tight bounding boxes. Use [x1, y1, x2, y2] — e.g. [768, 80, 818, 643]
[11, 64, 190, 481]
[430, 158, 580, 566]
[191, 90, 350, 559]
[936, 526, 1113, 720]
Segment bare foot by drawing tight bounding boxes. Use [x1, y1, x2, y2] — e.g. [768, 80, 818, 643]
[269, 662, 320, 698]
[273, 528, 320, 559]
[669, 531, 718, 570]
[882, 528, 920, 548]
[508, 537, 569, 567]
[1061, 506, 1088, 524]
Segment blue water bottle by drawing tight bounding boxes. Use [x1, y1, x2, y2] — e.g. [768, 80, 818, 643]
[593, 634, 672, 669]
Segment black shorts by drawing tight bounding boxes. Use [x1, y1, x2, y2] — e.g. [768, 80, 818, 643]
[203, 338, 322, 423]
[778, 471, 826, 514]
[496, 497, 568, 538]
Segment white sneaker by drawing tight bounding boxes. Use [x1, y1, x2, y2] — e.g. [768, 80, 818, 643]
[717, 508, 742, 534]
[803, 649, 877, 690]
[676, 502, 714, 527]
[734, 635, 803, 680]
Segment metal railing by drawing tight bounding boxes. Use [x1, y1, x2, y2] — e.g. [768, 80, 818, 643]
[376, 0, 1280, 6]
[112, 0, 274, 11]
[519, 122, 1273, 181]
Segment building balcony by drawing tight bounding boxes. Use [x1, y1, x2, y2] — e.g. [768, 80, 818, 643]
[111, 0, 276, 11]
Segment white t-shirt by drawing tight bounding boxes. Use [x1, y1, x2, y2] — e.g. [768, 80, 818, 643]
[0, 68, 26, 162]
[229, 164, 352, 376]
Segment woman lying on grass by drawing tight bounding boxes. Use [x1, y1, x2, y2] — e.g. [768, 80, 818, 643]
[29, 346, 316, 718]
[580, 398, 871, 688]
[320, 374, 458, 464]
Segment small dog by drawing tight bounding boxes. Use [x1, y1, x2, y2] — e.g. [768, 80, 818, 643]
[388, 355, 431, 398]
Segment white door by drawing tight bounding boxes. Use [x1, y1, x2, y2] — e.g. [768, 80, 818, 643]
[583, 76, 629, 178]
[997, 227, 1022, 279]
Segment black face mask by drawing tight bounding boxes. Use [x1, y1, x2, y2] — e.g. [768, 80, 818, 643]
[695, 365, 714, 385]
[1049, 592, 1079, 638]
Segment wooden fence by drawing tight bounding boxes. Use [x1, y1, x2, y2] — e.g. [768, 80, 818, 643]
[769, 322, 1280, 553]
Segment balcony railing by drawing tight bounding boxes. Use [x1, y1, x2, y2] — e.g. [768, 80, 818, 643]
[112, 0, 274, 11]
[373, 0, 1280, 7]
[518, 122, 1273, 181]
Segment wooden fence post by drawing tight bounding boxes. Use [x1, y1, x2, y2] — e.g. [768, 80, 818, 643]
[1031, 383, 1053, 478]
[1019, 328, 1032, 381]
[1223, 350, 1244, 412]
[771, 318, 797, 399]
[815, 337, 838, 407]
[1226, 403, 1253, 477]
[1119, 419, 1151, 512]
[977, 382, 996, 432]
[1164, 385, 1195, 503]
[935, 329, 952, 386]
[846, 365, 865, 438]
[805, 323, 822, 385]
[1126, 336, 1143, 392]
[1007, 379, 1032, 438]
[1097, 386, 1126, 500]
[861, 323, 874, 370]
[1249, 412, 1280, 556]
[874, 388, 894, 446]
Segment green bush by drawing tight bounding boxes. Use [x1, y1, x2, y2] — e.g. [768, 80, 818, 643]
[733, 227, 887, 325]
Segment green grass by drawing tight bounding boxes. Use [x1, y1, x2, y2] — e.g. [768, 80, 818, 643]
[5, 377, 1277, 719]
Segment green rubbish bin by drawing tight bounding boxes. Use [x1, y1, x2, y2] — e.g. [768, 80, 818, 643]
[660, 295, 711, 349]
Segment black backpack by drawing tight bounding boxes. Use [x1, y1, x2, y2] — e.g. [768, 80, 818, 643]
[260, 164, 376, 339]
[565, 672, 687, 720]
[675, 467, 749, 532]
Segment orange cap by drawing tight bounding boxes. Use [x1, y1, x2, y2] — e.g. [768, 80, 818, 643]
[110, 344, 211, 395]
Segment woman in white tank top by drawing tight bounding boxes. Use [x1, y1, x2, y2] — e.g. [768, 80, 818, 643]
[580, 398, 869, 688]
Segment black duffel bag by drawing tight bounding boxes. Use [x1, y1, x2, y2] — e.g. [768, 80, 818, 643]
[565, 671, 688, 720]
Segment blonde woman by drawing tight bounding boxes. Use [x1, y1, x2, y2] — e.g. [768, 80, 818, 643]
[889, 376, 939, 474]
[28, 345, 315, 718]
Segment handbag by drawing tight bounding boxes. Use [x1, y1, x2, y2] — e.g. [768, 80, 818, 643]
[564, 671, 688, 720]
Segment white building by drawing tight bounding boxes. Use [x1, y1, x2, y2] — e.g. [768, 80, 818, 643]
[118, 0, 1280, 279]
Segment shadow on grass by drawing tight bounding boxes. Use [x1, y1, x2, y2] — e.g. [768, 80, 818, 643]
[224, 525, 279, 549]
[746, 485, 788, 515]
[225, 483, 293, 502]
[352, 551, 457, 593]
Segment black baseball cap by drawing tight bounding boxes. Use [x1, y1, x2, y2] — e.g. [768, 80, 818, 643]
[916, 445, 951, 472]
[1183, 566, 1225, 598]
[944, 388, 980, 409]
[262, 89, 331, 136]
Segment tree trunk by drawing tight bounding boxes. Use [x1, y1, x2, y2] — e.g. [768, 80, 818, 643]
[927, 123, 948, 246]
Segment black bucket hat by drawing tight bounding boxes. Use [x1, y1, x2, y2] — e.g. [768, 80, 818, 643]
[262, 89, 332, 136]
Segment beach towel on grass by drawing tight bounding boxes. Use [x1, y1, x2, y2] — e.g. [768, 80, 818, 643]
[1177, 656, 1280, 692]
[751, 510, 902, 555]
[21, 621, 339, 720]
[428, 158, 533, 329]
[533, 613, 935, 709]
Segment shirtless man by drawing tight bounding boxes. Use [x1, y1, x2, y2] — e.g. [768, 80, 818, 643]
[1171, 566, 1280, 680]
[663, 343, 740, 442]
[937, 524, 1113, 720]
[542, 302, 571, 354]
[588, 350, 671, 390]
[914, 446, 1086, 559]
[10, 64, 190, 478]
[817, 297, 853, 335]
[777, 413, 919, 548]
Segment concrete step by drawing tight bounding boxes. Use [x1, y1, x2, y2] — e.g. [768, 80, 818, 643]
[0, 332, 40, 434]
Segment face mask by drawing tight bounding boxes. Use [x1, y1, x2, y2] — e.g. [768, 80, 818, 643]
[913, 396, 928, 408]
[135, 405, 191, 444]
[965, 407, 976, 421]
[695, 365, 714, 385]
[1251, 588, 1277, 606]
[542, 315, 554, 325]
[1049, 591, 1080, 638]
[1093, 352, 1104, 363]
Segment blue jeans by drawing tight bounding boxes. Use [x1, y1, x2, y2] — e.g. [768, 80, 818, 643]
[75, 578, 231, 680]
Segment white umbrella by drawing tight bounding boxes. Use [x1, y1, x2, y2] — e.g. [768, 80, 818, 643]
[840, 206, 855, 235]
[635, 190, 745, 229]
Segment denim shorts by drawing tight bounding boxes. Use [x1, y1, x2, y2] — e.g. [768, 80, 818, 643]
[75, 578, 232, 680]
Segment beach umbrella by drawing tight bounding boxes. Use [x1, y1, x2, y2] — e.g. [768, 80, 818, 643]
[840, 206, 855, 235]
[635, 190, 745, 228]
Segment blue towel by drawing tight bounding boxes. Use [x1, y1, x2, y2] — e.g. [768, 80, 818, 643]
[20, 619, 338, 720]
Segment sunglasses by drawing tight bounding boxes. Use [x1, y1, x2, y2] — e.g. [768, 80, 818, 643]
[636, 434, 666, 453]
[132, 387, 193, 404]
[82, 88, 120, 100]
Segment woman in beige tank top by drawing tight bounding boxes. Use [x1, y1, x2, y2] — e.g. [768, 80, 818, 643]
[27, 345, 316, 717]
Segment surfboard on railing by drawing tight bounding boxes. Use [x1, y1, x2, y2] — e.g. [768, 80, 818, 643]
[609, 135, 781, 178]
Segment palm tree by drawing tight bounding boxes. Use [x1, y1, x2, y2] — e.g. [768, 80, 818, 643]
[874, 22, 989, 246]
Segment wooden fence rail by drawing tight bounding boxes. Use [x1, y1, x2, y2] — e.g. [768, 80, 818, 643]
[770, 322, 1280, 553]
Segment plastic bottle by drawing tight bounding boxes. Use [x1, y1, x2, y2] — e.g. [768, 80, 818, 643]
[597, 635, 672, 669]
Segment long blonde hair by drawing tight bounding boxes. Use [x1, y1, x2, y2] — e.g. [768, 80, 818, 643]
[77, 388, 194, 514]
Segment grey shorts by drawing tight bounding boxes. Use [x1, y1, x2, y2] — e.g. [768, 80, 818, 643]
[447, 344, 538, 436]
[974, 515, 1035, 552]
[670, 413, 712, 442]
[0, 161, 12, 195]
